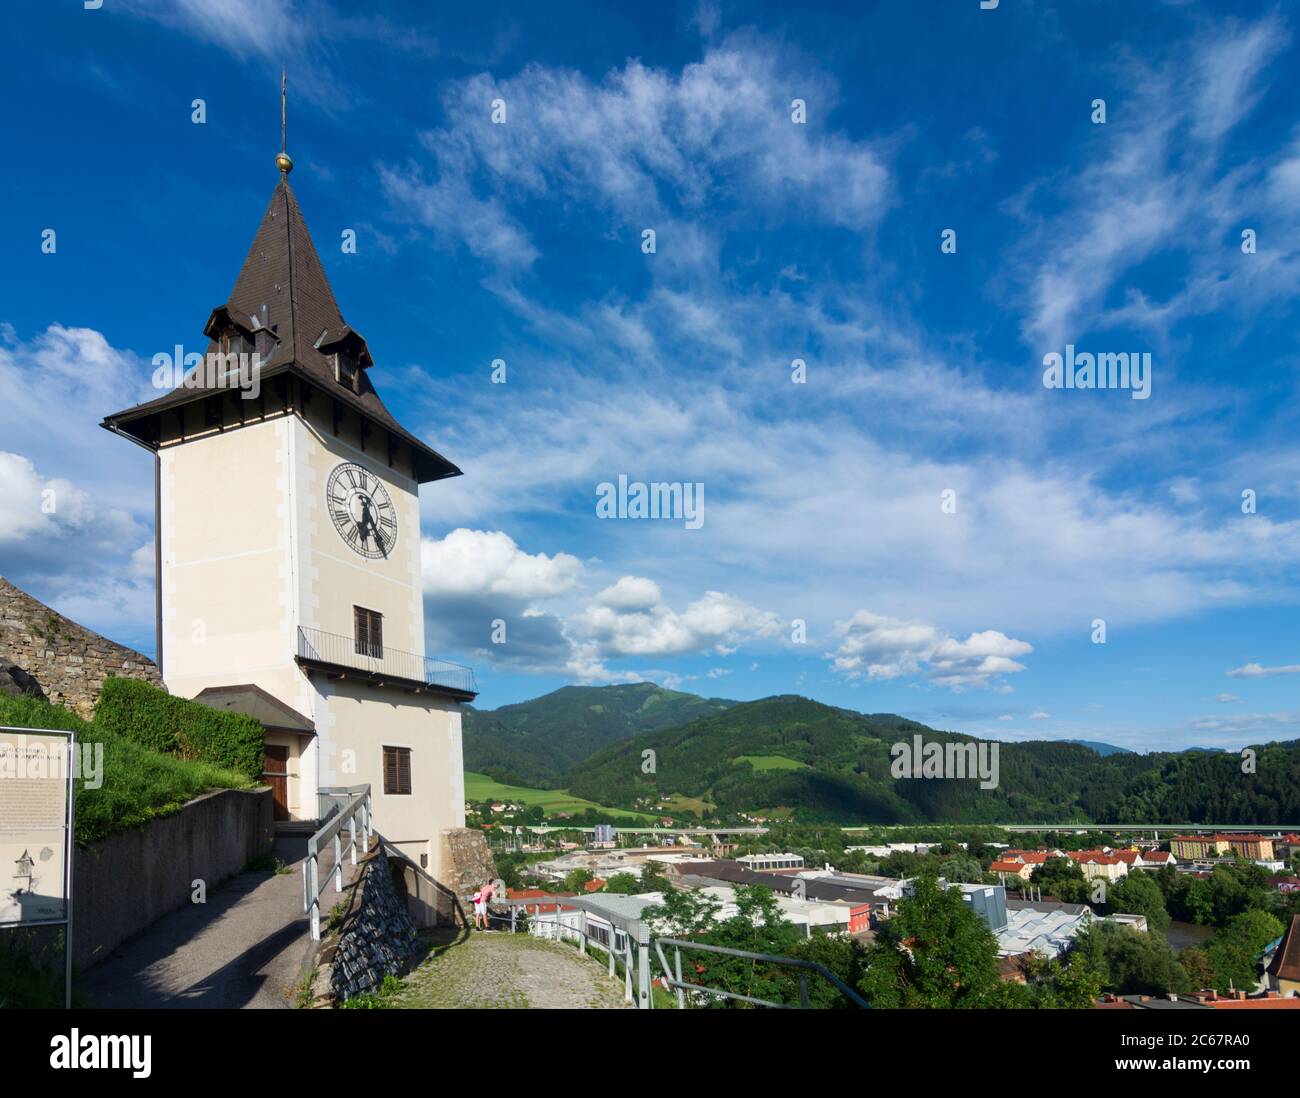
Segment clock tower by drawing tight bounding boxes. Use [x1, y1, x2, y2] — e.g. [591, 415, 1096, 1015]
[102, 147, 478, 888]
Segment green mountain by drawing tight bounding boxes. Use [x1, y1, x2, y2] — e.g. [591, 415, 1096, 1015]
[562, 694, 1300, 825]
[463, 682, 735, 788]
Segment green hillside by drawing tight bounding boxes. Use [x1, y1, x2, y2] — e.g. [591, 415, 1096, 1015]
[463, 681, 735, 787]
[463, 772, 653, 821]
[563, 694, 1300, 825]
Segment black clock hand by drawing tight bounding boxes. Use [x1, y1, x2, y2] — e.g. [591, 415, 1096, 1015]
[358, 497, 389, 557]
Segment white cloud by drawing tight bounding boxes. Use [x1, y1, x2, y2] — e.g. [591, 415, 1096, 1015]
[1010, 14, 1292, 349]
[581, 588, 779, 658]
[383, 40, 891, 269]
[595, 575, 662, 611]
[421, 528, 582, 599]
[1227, 662, 1300, 679]
[829, 610, 1032, 691]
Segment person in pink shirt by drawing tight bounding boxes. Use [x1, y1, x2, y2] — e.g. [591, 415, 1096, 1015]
[473, 878, 495, 930]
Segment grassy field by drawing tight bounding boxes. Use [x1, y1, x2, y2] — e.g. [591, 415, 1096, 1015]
[732, 754, 809, 771]
[0, 695, 254, 845]
[464, 773, 653, 821]
[659, 792, 715, 816]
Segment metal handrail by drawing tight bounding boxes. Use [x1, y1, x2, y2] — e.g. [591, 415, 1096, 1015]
[303, 785, 373, 940]
[653, 936, 869, 1009]
[297, 625, 477, 695]
[493, 896, 867, 1009]
[496, 895, 654, 1007]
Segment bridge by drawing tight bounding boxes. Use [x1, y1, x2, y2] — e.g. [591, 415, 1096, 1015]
[510, 825, 769, 836]
[840, 823, 1300, 834]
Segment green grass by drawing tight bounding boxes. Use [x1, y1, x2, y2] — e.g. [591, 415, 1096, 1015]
[733, 754, 809, 771]
[0, 694, 254, 846]
[660, 792, 715, 816]
[465, 772, 653, 821]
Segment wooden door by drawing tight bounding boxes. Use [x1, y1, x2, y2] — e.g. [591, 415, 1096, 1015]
[263, 745, 290, 821]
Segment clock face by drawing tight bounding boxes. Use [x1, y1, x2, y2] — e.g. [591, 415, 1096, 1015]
[326, 463, 398, 559]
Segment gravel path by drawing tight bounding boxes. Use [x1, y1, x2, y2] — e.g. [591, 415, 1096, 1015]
[390, 930, 632, 1009]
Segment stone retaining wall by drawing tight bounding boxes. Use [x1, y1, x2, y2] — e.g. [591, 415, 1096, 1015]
[311, 846, 424, 1005]
[0, 576, 162, 719]
[439, 826, 497, 906]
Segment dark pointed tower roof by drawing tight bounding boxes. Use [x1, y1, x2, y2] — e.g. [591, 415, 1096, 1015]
[102, 175, 460, 484]
[228, 175, 346, 378]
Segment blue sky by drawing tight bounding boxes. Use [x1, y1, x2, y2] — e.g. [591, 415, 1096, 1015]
[2, 0, 1298, 752]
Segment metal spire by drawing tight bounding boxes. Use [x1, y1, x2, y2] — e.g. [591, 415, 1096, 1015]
[276, 67, 293, 175]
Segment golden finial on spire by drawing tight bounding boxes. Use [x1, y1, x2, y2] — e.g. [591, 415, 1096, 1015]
[276, 67, 294, 175]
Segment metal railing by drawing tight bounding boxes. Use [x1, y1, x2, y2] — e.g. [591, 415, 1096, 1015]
[493, 896, 866, 1009]
[497, 896, 654, 1007]
[653, 937, 868, 1009]
[303, 784, 373, 940]
[297, 626, 477, 695]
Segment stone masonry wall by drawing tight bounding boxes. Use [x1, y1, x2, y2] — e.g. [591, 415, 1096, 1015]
[440, 826, 497, 908]
[312, 846, 424, 1005]
[0, 576, 162, 719]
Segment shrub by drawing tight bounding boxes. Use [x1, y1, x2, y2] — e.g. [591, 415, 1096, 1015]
[96, 677, 263, 780]
[0, 694, 252, 845]
[0, 929, 87, 1009]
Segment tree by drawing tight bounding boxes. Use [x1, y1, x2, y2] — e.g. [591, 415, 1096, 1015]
[1029, 857, 1088, 904]
[1071, 921, 1190, 997]
[643, 885, 720, 939]
[1204, 909, 1285, 994]
[1018, 950, 1105, 1009]
[602, 872, 640, 894]
[1105, 873, 1171, 932]
[938, 854, 985, 884]
[859, 876, 1002, 1008]
[562, 868, 594, 893]
[638, 859, 667, 893]
[787, 934, 867, 1009]
[1179, 946, 1216, 991]
[644, 885, 804, 1007]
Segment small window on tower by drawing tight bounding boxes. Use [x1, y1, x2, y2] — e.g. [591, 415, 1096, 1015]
[382, 746, 411, 796]
[354, 606, 383, 659]
[336, 350, 359, 393]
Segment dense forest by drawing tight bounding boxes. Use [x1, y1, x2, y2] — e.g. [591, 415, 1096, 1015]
[467, 685, 1300, 825]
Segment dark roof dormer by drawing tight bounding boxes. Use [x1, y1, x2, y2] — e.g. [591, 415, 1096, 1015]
[101, 174, 460, 483]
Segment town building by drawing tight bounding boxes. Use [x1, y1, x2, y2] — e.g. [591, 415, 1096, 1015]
[990, 859, 1035, 881]
[999, 898, 1093, 959]
[1067, 850, 1129, 882]
[737, 852, 805, 871]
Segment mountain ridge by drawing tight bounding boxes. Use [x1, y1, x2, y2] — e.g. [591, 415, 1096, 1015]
[462, 684, 1300, 825]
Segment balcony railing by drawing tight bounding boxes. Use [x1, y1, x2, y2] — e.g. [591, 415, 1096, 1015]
[297, 625, 477, 695]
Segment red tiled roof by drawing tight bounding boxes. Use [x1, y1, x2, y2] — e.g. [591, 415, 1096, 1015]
[1070, 851, 1123, 865]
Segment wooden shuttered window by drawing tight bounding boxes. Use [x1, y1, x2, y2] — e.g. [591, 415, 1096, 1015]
[354, 605, 383, 658]
[383, 746, 412, 796]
